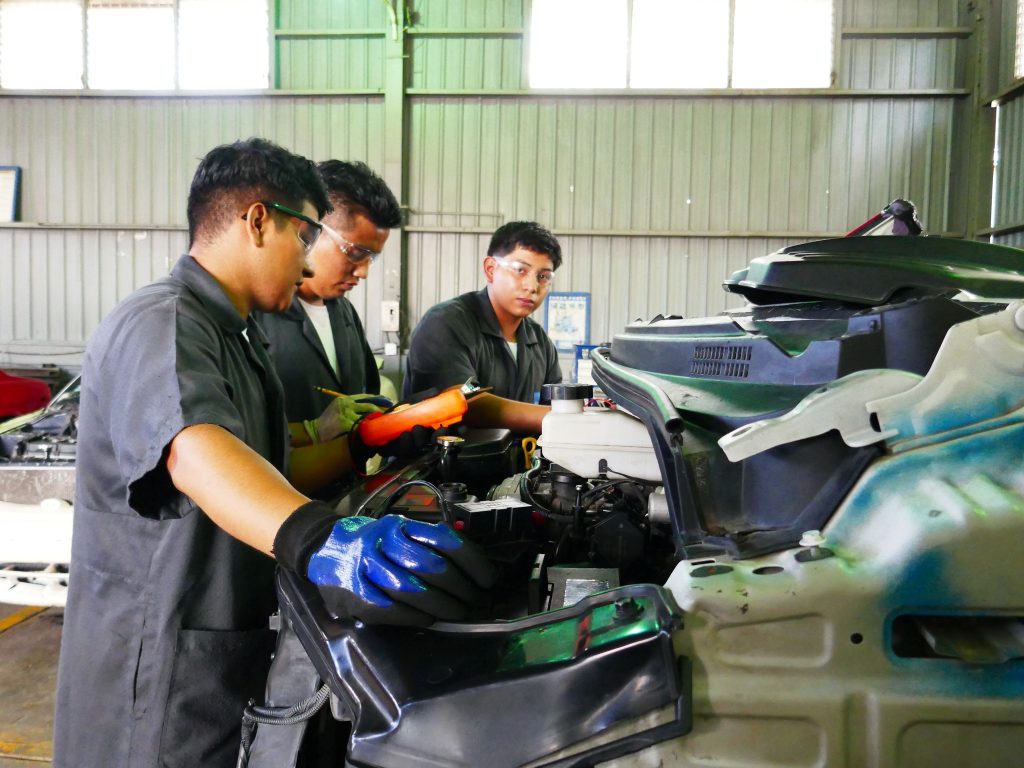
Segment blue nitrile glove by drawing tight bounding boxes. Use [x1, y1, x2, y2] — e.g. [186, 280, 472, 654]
[274, 502, 496, 626]
[303, 394, 393, 443]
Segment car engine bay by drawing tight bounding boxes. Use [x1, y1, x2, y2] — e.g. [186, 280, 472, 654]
[246, 235, 1024, 768]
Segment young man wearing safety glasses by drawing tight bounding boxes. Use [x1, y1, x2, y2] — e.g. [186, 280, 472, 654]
[54, 140, 494, 768]
[255, 160, 402, 449]
[404, 221, 563, 432]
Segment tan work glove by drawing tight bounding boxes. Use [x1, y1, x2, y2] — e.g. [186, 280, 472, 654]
[302, 394, 392, 443]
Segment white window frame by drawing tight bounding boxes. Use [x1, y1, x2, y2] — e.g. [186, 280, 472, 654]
[1016, 0, 1024, 81]
[0, 0, 270, 92]
[528, 0, 835, 91]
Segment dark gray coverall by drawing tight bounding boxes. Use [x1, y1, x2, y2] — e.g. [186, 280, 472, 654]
[53, 255, 288, 768]
[403, 287, 561, 402]
[254, 296, 379, 422]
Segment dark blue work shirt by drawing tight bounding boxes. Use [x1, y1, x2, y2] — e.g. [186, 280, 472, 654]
[54, 255, 289, 768]
[255, 295, 379, 422]
[404, 287, 561, 403]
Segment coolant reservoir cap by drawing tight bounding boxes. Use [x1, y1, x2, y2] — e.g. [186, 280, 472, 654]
[543, 383, 594, 401]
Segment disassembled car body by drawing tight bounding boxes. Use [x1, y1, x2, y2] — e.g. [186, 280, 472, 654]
[247, 235, 1024, 767]
[2, 228, 1023, 766]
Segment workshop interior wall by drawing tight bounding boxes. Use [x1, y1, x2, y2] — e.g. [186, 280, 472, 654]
[990, 0, 1024, 249]
[403, 95, 958, 343]
[0, 0, 1013, 365]
[992, 95, 1024, 248]
[0, 95, 388, 362]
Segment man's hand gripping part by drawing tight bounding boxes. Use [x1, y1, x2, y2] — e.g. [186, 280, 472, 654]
[275, 503, 497, 626]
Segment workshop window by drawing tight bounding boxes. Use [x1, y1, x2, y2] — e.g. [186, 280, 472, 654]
[1016, 0, 1024, 80]
[87, 0, 176, 90]
[0, 0, 268, 90]
[529, 0, 833, 89]
[178, 0, 269, 89]
[0, 0, 84, 89]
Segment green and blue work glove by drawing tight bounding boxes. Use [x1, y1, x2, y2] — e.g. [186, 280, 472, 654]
[302, 393, 393, 443]
[274, 502, 497, 626]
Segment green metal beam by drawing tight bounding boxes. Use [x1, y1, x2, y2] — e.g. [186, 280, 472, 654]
[382, 1, 408, 342]
[404, 88, 972, 99]
[406, 28, 524, 38]
[841, 27, 973, 39]
[274, 29, 386, 39]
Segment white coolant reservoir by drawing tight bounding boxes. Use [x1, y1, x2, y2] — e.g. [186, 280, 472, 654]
[538, 383, 661, 481]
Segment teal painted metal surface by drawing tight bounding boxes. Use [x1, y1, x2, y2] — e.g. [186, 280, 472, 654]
[827, 420, 1024, 695]
[496, 595, 666, 672]
[655, 304, 1024, 761]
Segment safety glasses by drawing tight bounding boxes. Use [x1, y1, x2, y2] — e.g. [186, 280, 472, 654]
[257, 201, 323, 252]
[321, 223, 382, 264]
[491, 256, 555, 288]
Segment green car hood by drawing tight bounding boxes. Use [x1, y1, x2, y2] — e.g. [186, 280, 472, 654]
[724, 236, 1024, 305]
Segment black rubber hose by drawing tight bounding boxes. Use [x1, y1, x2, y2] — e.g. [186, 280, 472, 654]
[379, 479, 449, 523]
[238, 683, 331, 765]
[519, 468, 574, 523]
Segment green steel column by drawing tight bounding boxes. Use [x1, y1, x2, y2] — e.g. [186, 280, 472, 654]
[959, 0, 1000, 239]
[382, 1, 409, 345]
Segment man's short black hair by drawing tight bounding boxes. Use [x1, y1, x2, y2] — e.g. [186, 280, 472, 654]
[317, 160, 402, 230]
[487, 221, 562, 270]
[187, 138, 331, 247]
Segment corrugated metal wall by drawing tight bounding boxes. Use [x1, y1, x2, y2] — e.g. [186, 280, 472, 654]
[0, 97, 386, 223]
[404, 95, 958, 342]
[408, 232, 793, 346]
[0, 228, 181, 360]
[407, 97, 955, 233]
[993, 95, 1024, 247]
[409, 0, 525, 91]
[0, 95, 389, 363]
[991, 1, 1024, 249]
[274, 0, 388, 91]
[403, 0, 976, 348]
[0, 0, 1008, 368]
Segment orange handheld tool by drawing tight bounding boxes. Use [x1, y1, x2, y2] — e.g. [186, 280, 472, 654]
[356, 388, 468, 447]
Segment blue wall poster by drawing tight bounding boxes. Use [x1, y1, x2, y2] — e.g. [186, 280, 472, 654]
[544, 292, 590, 352]
[0, 166, 21, 222]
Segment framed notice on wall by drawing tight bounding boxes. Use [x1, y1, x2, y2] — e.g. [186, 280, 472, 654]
[543, 291, 590, 352]
[0, 166, 21, 223]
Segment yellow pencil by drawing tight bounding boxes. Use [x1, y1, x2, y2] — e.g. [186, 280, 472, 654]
[315, 385, 347, 398]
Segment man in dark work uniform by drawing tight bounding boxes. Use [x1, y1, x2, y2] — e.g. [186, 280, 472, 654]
[404, 221, 563, 434]
[53, 139, 493, 768]
[255, 160, 401, 427]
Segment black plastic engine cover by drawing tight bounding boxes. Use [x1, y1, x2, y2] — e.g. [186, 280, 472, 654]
[275, 569, 690, 768]
[611, 296, 978, 388]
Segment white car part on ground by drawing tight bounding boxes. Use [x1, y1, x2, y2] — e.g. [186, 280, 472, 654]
[0, 497, 71, 607]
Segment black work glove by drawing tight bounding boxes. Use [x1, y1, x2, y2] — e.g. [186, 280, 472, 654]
[274, 501, 497, 626]
[348, 423, 442, 472]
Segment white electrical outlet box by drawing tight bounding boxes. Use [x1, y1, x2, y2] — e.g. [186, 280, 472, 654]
[381, 300, 400, 332]
[384, 342, 398, 356]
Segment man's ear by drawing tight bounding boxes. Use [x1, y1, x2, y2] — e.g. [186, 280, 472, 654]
[243, 201, 269, 247]
[483, 255, 496, 283]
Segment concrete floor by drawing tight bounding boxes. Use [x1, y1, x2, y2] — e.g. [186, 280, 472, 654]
[0, 603, 60, 766]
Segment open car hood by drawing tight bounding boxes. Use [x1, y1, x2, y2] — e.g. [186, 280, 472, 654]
[599, 236, 1024, 558]
[723, 236, 1024, 305]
